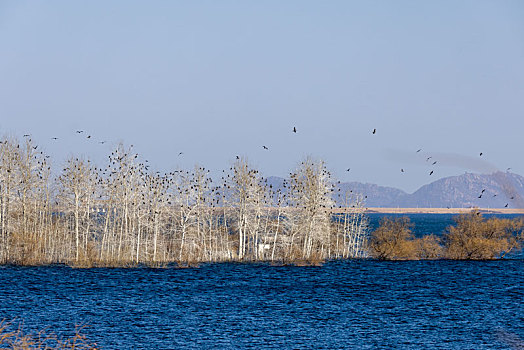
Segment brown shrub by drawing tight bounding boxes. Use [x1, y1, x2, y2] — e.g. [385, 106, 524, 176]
[369, 217, 419, 260]
[414, 234, 443, 259]
[443, 211, 524, 260]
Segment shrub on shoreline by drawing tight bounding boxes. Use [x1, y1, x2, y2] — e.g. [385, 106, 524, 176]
[367, 217, 444, 260]
[368, 217, 418, 260]
[443, 212, 523, 260]
[369, 212, 523, 260]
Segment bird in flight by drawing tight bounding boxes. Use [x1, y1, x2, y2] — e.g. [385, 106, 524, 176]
[23, 134, 30, 137]
[416, 149, 422, 153]
[51, 137, 58, 140]
[263, 146, 268, 150]
[76, 130, 83, 134]
[99, 141, 106, 144]
[479, 152, 483, 156]
[87, 135, 91, 139]
[505, 203, 509, 207]
[432, 161, 437, 165]
[346, 168, 351, 172]
[401, 168, 404, 173]
[293, 127, 297, 133]
[481, 189, 485, 193]
[429, 170, 434, 175]
[372, 128, 376, 134]
[178, 152, 183, 156]
[426, 157, 432, 161]
[507, 168, 511, 171]
[478, 194, 482, 199]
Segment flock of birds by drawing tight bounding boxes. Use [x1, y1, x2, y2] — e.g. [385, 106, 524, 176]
[289, 126, 516, 208]
[16, 125, 519, 209]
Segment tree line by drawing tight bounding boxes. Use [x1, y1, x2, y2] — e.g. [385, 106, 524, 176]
[0, 136, 367, 266]
[1, 135, 521, 266]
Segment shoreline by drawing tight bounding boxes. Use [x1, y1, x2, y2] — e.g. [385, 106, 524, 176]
[362, 207, 524, 214]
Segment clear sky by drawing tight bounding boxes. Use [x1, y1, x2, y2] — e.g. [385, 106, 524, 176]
[1, 1, 523, 193]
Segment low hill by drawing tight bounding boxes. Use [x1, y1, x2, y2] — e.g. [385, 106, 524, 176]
[264, 172, 524, 208]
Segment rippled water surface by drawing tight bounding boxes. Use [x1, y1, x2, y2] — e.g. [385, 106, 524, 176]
[0, 260, 522, 349]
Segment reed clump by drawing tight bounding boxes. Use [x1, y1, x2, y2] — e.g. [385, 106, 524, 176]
[0, 320, 98, 349]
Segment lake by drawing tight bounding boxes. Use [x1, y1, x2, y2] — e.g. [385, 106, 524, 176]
[0, 214, 522, 349]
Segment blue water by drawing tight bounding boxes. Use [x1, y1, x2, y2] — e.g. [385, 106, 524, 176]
[0, 215, 523, 349]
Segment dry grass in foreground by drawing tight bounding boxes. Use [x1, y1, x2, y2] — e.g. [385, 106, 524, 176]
[0, 320, 98, 349]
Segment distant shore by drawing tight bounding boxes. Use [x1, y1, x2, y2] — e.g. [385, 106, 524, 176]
[362, 207, 524, 214]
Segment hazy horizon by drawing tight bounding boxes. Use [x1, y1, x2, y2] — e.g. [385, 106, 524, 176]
[1, 1, 523, 193]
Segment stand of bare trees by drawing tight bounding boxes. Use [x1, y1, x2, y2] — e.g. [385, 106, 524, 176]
[0, 136, 369, 266]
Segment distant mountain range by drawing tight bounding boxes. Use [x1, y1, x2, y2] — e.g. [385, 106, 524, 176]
[265, 171, 524, 208]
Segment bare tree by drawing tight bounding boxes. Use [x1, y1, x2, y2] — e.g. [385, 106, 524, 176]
[58, 157, 97, 262]
[0, 137, 19, 262]
[287, 158, 335, 260]
[334, 191, 368, 258]
[100, 143, 142, 262]
[226, 158, 266, 260]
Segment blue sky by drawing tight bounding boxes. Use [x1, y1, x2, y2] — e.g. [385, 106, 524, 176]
[1, 1, 523, 192]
